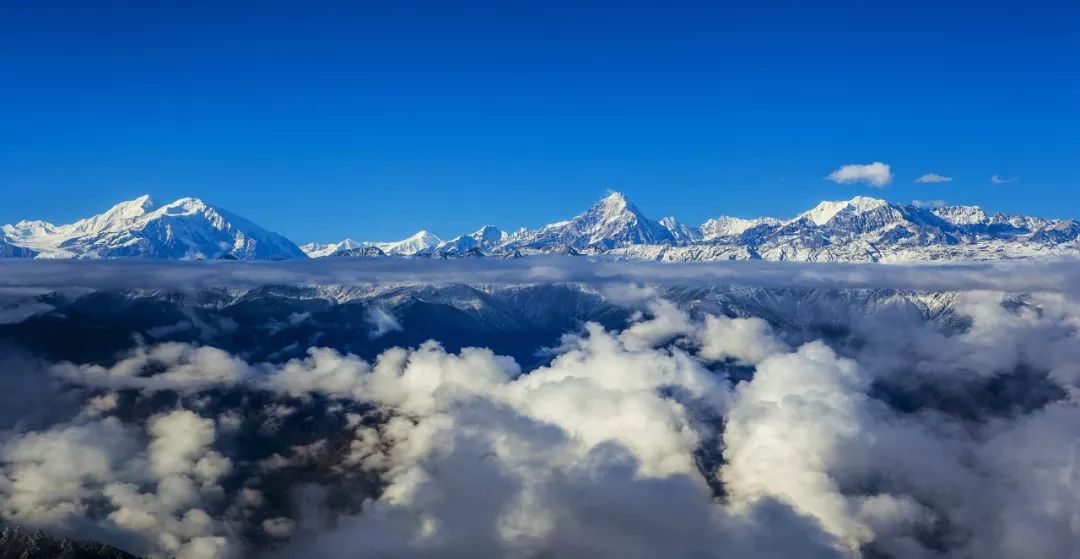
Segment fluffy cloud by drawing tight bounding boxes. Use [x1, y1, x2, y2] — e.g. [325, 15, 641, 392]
[3, 277, 1080, 558]
[0, 410, 234, 559]
[0, 418, 138, 525]
[52, 343, 252, 394]
[827, 162, 893, 188]
[914, 173, 952, 184]
[698, 314, 786, 364]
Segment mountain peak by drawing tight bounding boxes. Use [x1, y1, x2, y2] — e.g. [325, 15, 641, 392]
[131, 193, 155, 207]
[109, 194, 157, 217]
[597, 190, 631, 208]
[802, 196, 891, 225]
[61, 194, 158, 236]
[508, 190, 674, 250]
[409, 230, 440, 242]
[365, 230, 443, 256]
[846, 196, 888, 209]
[157, 197, 211, 216]
[471, 225, 506, 243]
[601, 190, 629, 203]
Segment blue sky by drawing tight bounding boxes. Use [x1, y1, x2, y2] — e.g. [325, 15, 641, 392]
[2, 0, 1077, 242]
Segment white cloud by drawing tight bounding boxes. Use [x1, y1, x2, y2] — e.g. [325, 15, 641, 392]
[991, 175, 1016, 184]
[8, 268, 1080, 558]
[0, 411, 234, 558]
[364, 307, 402, 339]
[51, 342, 252, 394]
[914, 173, 952, 184]
[697, 314, 786, 365]
[826, 162, 893, 188]
[9, 257, 1080, 295]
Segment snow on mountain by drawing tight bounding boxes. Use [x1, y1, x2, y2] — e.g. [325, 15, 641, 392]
[2, 195, 307, 260]
[799, 196, 889, 226]
[931, 205, 989, 226]
[503, 191, 676, 251]
[0, 237, 36, 258]
[302, 231, 445, 258]
[658, 216, 702, 242]
[699, 216, 780, 239]
[333, 245, 388, 257]
[303, 192, 1080, 262]
[435, 225, 506, 255]
[33, 191, 1078, 264]
[371, 230, 443, 255]
[301, 238, 365, 258]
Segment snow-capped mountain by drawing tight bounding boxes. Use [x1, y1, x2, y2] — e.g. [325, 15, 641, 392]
[434, 225, 507, 255]
[309, 191, 1080, 262]
[504, 192, 676, 251]
[374, 230, 443, 255]
[301, 231, 443, 258]
[300, 238, 366, 258]
[699, 215, 781, 240]
[2, 195, 306, 260]
[8, 191, 1078, 263]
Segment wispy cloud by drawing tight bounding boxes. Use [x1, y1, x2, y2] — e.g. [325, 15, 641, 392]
[991, 175, 1016, 184]
[914, 173, 952, 184]
[826, 162, 893, 188]
[3, 256, 1080, 294]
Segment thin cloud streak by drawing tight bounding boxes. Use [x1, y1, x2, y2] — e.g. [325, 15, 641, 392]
[991, 175, 1016, 184]
[3, 256, 1080, 294]
[914, 173, 952, 184]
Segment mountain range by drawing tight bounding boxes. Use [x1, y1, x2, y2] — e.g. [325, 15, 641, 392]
[3, 192, 1079, 262]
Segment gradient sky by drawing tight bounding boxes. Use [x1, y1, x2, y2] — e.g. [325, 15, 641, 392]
[2, 0, 1077, 242]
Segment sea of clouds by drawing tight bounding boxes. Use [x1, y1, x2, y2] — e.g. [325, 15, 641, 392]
[0, 257, 1079, 558]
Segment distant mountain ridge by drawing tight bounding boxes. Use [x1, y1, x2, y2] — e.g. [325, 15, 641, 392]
[4, 192, 1079, 262]
[306, 192, 1080, 262]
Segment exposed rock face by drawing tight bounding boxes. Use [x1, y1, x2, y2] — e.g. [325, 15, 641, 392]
[0, 523, 142, 559]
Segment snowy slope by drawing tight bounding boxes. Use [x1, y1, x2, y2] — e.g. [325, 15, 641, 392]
[434, 225, 506, 255]
[700, 215, 780, 240]
[0, 237, 36, 258]
[2, 195, 307, 260]
[373, 231, 443, 255]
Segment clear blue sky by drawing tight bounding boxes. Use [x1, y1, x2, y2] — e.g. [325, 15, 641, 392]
[2, 0, 1077, 242]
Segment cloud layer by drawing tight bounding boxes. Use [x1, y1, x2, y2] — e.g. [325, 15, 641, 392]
[1, 263, 1080, 558]
[5, 256, 1080, 294]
